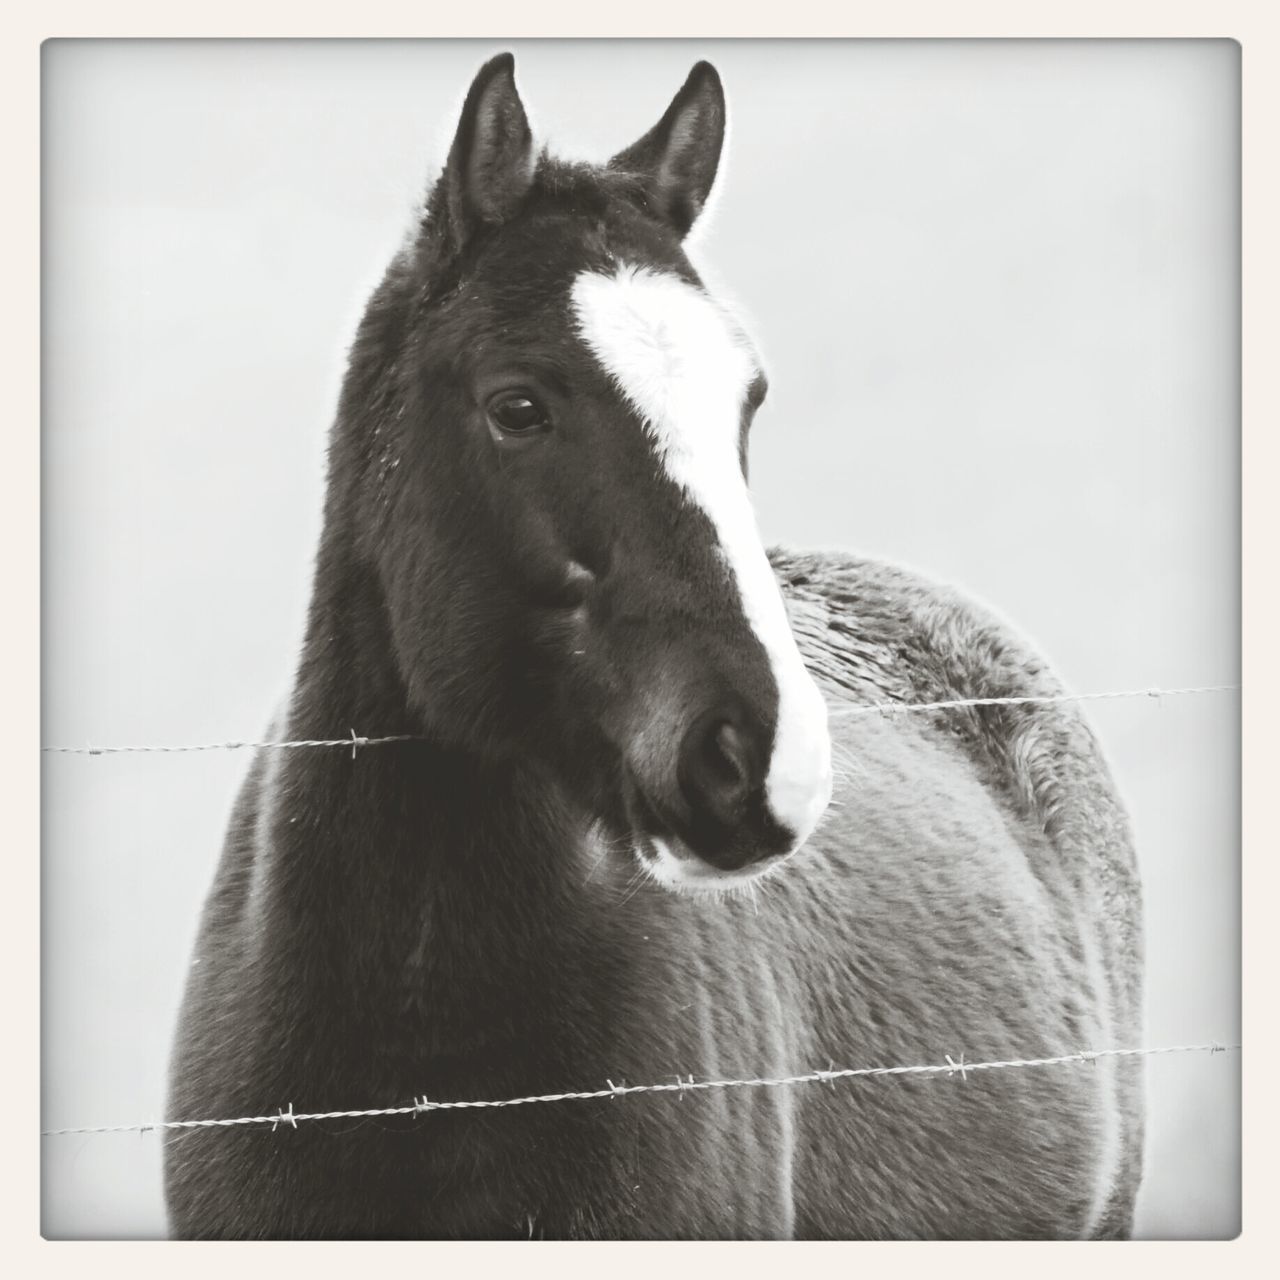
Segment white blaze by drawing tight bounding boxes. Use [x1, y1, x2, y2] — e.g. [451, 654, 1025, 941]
[571, 263, 832, 849]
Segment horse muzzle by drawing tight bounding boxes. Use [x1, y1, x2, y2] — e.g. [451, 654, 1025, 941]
[621, 691, 832, 891]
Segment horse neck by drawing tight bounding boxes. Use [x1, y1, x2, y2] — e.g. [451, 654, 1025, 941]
[267, 529, 609, 1052]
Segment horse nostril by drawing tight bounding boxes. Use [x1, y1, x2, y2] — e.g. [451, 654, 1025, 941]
[709, 721, 750, 792]
[679, 712, 759, 830]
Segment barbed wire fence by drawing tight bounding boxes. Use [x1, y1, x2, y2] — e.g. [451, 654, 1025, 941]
[41, 681, 1240, 1139]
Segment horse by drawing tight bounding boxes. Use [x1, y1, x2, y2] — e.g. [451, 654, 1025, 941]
[164, 54, 1144, 1239]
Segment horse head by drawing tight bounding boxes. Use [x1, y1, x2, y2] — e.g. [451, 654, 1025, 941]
[343, 54, 832, 889]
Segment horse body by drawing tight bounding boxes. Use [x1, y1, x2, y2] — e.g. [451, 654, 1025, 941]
[164, 56, 1142, 1239]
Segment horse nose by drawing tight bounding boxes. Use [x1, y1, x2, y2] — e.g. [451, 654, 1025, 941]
[679, 712, 755, 825]
[676, 708, 772, 868]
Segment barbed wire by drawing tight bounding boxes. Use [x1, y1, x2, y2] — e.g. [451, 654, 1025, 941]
[40, 684, 1241, 1142]
[826, 683, 1240, 720]
[41, 1042, 1237, 1137]
[40, 683, 1240, 755]
[41, 730, 417, 757]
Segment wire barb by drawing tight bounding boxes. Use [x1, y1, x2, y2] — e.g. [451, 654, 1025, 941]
[40, 1042, 1239, 1138]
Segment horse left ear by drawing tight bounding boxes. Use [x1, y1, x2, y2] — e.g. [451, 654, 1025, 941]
[443, 53, 535, 251]
[609, 61, 726, 238]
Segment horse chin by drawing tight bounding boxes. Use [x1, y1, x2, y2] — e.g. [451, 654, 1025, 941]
[632, 832, 794, 897]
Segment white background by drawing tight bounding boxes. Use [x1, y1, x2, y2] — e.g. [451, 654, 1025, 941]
[41, 39, 1239, 1239]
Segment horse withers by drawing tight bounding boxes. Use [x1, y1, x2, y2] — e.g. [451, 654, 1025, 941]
[164, 54, 1143, 1239]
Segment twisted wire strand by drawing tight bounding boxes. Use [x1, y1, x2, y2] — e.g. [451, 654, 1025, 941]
[41, 1042, 1238, 1137]
[827, 683, 1239, 720]
[41, 684, 1240, 754]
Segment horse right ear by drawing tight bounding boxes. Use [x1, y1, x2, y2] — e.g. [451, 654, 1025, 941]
[609, 61, 726, 238]
[442, 53, 535, 252]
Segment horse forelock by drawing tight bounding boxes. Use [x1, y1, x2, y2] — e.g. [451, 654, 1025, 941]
[409, 154, 672, 291]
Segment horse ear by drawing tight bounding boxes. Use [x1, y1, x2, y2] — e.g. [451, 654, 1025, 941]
[443, 53, 535, 249]
[609, 62, 726, 238]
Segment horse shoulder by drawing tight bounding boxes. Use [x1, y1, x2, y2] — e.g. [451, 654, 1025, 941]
[771, 547, 1143, 1237]
[774, 545, 1139, 964]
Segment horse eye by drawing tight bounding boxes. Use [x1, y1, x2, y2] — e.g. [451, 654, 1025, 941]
[488, 395, 550, 438]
